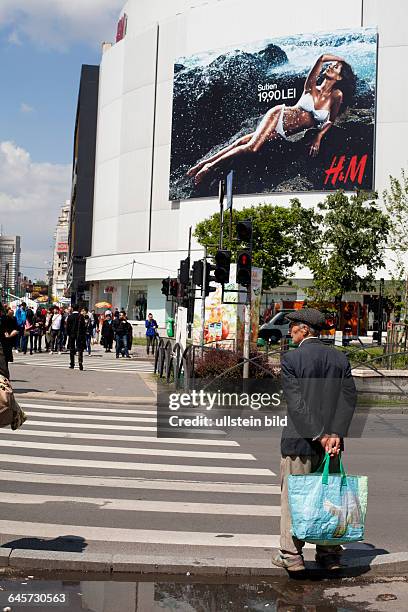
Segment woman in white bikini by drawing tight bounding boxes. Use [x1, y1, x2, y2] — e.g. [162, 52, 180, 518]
[187, 54, 356, 184]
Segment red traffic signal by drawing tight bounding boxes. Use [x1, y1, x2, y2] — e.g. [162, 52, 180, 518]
[169, 278, 179, 297]
[236, 250, 252, 287]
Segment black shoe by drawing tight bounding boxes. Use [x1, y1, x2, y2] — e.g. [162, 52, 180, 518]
[69, 365, 74, 369]
[79, 365, 84, 371]
[315, 553, 343, 570]
[116, 355, 119, 359]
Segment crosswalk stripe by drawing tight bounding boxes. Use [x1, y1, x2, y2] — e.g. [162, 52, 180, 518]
[21, 403, 156, 415]
[0, 520, 282, 547]
[24, 419, 157, 431]
[14, 422, 232, 443]
[0, 439, 255, 461]
[0, 492, 279, 516]
[0, 470, 279, 494]
[0, 454, 275, 475]
[24, 411, 157, 423]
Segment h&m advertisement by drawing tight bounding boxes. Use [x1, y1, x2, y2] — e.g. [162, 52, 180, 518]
[169, 27, 377, 200]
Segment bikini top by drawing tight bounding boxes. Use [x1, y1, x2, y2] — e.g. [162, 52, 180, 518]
[296, 91, 330, 127]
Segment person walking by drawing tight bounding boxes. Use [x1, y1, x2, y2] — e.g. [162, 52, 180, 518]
[66, 305, 86, 370]
[114, 311, 131, 359]
[145, 313, 158, 355]
[23, 307, 35, 355]
[50, 306, 63, 354]
[101, 311, 114, 352]
[272, 308, 357, 573]
[0, 305, 18, 370]
[15, 302, 27, 352]
[84, 314, 93, 356]
[33, 307, 45, 353]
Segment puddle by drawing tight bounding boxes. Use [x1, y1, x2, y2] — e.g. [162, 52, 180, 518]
[0, 575, 407, 611]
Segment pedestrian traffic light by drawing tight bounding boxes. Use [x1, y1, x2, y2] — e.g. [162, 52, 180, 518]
[214, 250, 231, 284]
[192, 260, 204, 287]
[169, 278, 179, 297]
[161, 277, 170, 297]
[236, 220, 253, 244]
[205, 261, 217, 297]
[236, 250, 252, 287]
[179, 257, 190, 287]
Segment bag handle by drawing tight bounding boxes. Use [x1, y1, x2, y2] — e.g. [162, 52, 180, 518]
[321, 452, 347, 486]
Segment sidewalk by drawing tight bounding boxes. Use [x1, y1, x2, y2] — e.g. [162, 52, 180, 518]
[10, 345, 156, 404]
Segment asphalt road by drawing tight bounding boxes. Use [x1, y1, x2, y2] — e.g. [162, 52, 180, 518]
[0, 359, 407, 566]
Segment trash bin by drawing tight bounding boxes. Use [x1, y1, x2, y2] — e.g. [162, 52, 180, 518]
[166, 317, 175, 338]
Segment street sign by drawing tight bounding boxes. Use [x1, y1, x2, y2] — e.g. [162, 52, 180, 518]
[226, 170, 233, 210]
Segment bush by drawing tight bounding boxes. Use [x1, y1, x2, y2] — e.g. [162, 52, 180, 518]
[194, 348, 279, 379]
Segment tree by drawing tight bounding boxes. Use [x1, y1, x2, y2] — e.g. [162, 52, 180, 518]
[306, 190, 390, 314]
[194, 200, 320, 290]
[383, 170, 408, 317]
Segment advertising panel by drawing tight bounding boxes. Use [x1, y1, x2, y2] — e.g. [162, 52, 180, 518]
[169, 27, 377, 200]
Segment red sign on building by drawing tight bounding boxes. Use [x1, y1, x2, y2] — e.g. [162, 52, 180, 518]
[116, 14, 128, 42]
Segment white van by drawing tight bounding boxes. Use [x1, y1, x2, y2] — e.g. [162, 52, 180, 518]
[258, 310, 295, 344]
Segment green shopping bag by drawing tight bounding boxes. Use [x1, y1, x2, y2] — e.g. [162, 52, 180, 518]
[287, 453, 368, 545]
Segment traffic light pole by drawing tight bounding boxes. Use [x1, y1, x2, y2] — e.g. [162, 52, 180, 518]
[201, 247, 207, 348]
[243, 235, 253, 380]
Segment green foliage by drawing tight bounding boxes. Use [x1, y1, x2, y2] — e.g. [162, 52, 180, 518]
[306, 190, 390, 303]
[194, 200, 319, 290]
[383, 170, 408, 316]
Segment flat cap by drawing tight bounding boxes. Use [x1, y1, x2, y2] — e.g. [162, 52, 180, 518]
[285, 308, 327, 330]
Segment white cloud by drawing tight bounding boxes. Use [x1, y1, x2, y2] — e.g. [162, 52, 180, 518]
[0, 0, 124, 51]
[20, 102, 34, 114]
[0, 141, 71, 273]
[7, 30, 22, 45]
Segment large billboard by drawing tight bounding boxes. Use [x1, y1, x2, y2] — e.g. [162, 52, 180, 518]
[169, 27, 377, 200]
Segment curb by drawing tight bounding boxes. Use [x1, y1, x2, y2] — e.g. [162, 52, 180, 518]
[1, 550, 407, 577]
[16, 392, 156, 405]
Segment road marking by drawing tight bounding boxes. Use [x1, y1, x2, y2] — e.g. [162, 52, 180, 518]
[21, 414, 225, 438]
[23, 420, 157, 431]
[0, 492, 279, 515]
[0, 428, 239, 447]
[20, 403, 156, 415]
[0, 520, 282, 547]
[0, 454, 275, 475]
[0, 470, 279, 494]
[0, 438, 255, 461]
[24, 411, 157, 423]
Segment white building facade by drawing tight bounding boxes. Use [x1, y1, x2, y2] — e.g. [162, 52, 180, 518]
[51, 203, 70, 300]
[86, 0, 408, 326]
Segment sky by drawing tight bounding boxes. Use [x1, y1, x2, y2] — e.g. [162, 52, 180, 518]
[0, 0, 124, 279]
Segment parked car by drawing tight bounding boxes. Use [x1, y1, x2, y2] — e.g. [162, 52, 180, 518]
[258, 310, 295, 344]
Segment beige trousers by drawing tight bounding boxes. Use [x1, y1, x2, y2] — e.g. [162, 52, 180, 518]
[280, 454, 342, 556]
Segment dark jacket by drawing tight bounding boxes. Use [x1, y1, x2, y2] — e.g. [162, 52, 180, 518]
[101, 319, 114, 342]
[113, 319, 131, 338]
[280, 338, 357, 456]
[66, 312, 86, 350]
[1, 314, 18, 364]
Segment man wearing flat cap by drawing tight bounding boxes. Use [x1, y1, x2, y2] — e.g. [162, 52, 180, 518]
[272, 308, 357, 572]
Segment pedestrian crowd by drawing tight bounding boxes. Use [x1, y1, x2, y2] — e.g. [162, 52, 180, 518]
[0, 302, 147, 371]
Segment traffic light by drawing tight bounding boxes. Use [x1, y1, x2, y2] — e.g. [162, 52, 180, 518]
[161, 278, 170, 297]
[236, 250, 252, 287]
[169, 278, 179, 297]
[179, 257, 190, 287]
[192, 260, 204, 286]
[236, 220, 253, 244]
[214, 250, 231, 284]
[205, 261, 217, 297]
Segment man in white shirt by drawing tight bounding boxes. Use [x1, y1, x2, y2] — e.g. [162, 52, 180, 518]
[50, 306, 62, 354]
